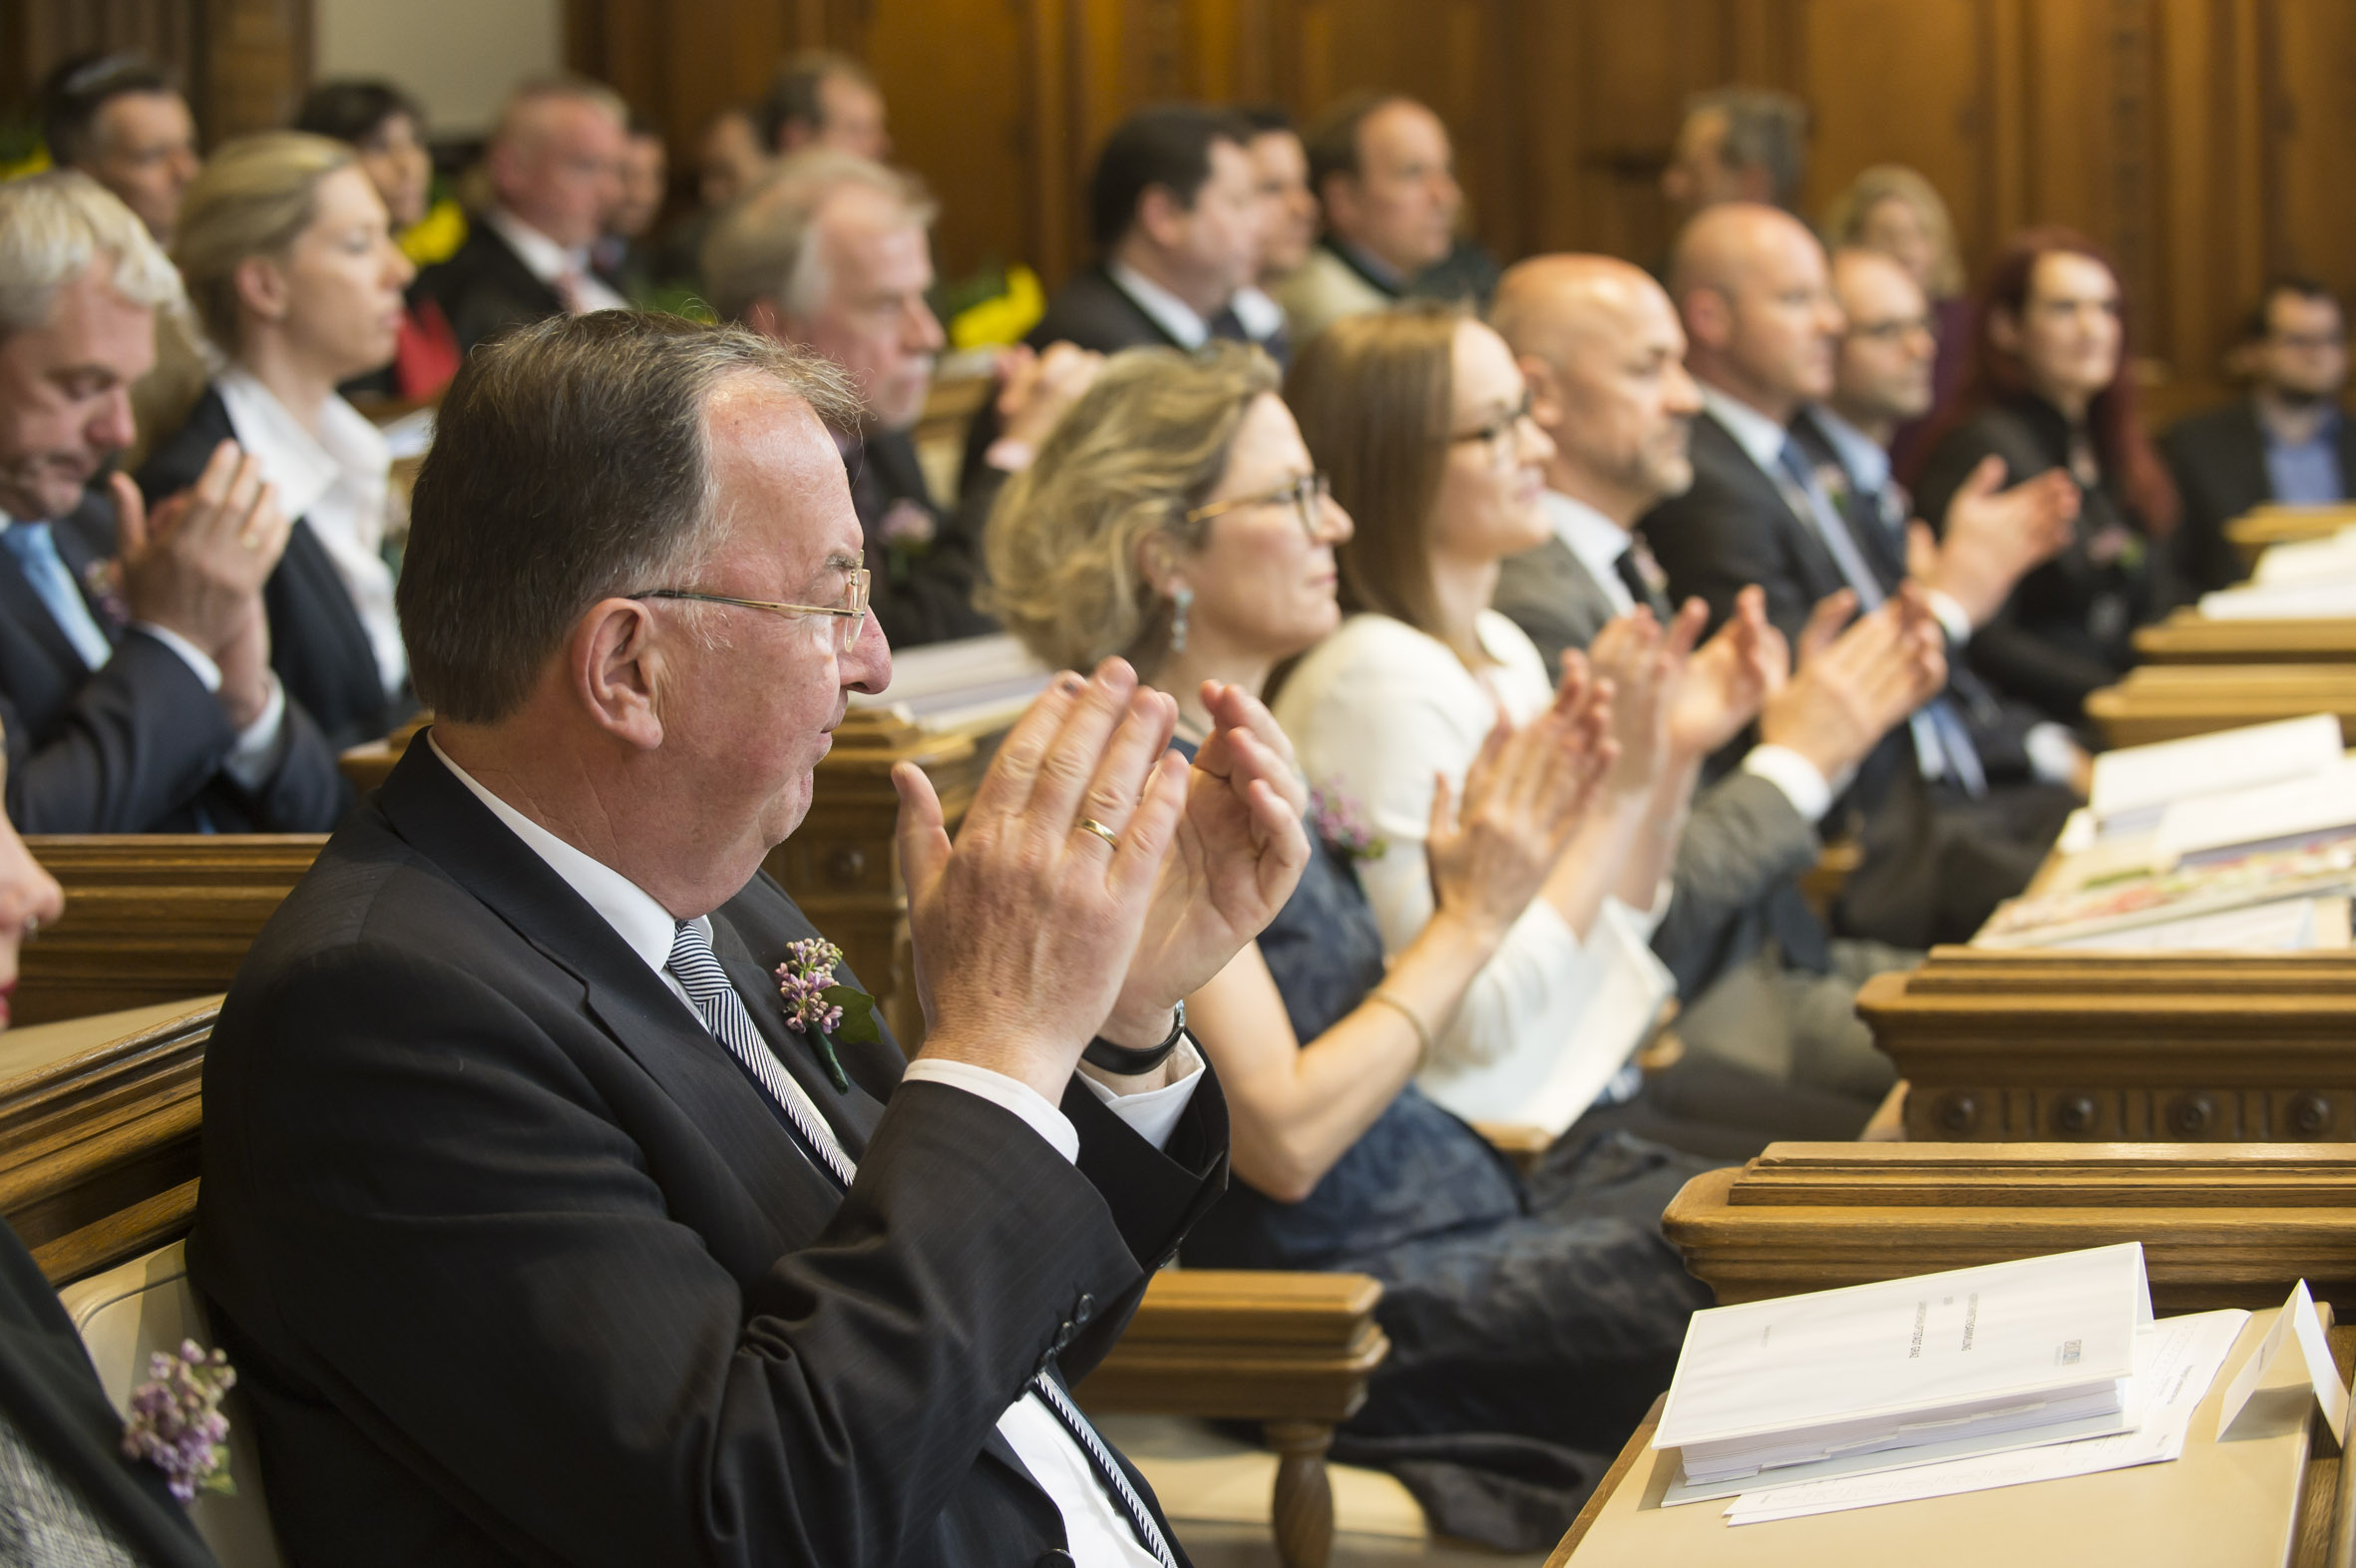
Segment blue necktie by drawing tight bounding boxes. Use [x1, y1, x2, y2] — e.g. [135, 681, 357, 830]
[662, 921, 1178, 1568]
[1773, 439, 1988, 798]
[1, 522, 113, 670]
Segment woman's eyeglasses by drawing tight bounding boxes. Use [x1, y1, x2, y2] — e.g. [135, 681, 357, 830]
[1449, 391, 1537, 464]
[1184, 472, 1335, 541]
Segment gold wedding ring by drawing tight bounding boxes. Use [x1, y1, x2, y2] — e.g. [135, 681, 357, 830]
[1076, 817, 1120, 850]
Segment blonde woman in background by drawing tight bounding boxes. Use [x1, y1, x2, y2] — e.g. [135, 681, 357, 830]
[1823, 163, 1973, 462]
[985, 340, 1723, 1545]
[136, 132, 417, 751]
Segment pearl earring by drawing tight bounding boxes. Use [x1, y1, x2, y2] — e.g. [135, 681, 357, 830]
[1170, 586, 1193, 653]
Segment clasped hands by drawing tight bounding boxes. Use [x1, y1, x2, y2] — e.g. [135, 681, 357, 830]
[893, 659, 1310, 1103]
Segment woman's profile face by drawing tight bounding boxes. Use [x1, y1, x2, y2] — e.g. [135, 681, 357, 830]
[1174, 391, 1353, 664]
[2012, 250, 2124, 409]
[1429, 319, 1554, 567]
[1857, 194, 1939, 296]
[261, 165, 416, 382]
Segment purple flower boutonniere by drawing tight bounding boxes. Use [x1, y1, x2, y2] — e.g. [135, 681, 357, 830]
[775, 937, 882, 1094]
[121, 1340, 235, 1504]
[1310, 779, 1386, 864]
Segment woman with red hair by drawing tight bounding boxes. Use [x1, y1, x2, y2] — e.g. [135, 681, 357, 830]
[1904, 228, 2178, 724]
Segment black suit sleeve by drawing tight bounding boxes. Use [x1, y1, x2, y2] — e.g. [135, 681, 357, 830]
[3, 630, 234, 833]
[210, 945, 1206, 1567]
[1641, 482, 1817, 649]
[226, 698, 352, 832]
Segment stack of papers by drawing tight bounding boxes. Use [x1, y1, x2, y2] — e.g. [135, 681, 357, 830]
[2085, 713, 2345, 839]
[844, 632, 1051, 737]
[1655, 1245, 2152, 1493]
[2250, 527, 2356, 586]
[2198, 579, 2356, 619]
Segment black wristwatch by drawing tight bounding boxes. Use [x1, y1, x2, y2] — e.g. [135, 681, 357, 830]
[1082, 1000, 1188, 1075]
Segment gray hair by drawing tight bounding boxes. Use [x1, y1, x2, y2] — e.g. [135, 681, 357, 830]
[397, 312, 859, 724]
[702, 151, 938, 325]
[0, 171, 185, 339]
[1688, 86, 1811, 209]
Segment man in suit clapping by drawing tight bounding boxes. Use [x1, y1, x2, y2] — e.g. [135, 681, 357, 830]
[191, 310, 1310, 1567]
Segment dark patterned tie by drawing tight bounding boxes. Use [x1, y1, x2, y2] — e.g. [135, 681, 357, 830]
[663, 921, 1177, 1567]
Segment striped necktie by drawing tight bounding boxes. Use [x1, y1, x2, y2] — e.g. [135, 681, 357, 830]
[662, 921, 1178, 1568]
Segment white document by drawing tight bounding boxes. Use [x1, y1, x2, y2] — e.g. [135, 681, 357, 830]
[1723, 1309, 2249, 1525]
[845, 632, 1051, 734]
[2041, 897, 2339, 954]
[2088, 714, 2345, 835]
[2253, 528, 2356, 585]
[1655, 1244, 2151, 1485]
[2155, 758, 2356, 862]
[2218, 1281, 2349, 1446]
[2199, 580, 2356, 619]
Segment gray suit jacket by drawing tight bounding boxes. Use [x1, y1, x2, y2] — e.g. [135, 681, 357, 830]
[1492, 536, 1829, 993]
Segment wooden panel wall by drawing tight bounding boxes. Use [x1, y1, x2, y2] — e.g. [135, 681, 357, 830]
[5, 0, 311, 145]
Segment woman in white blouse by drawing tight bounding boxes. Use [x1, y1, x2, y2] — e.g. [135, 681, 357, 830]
[137, 132, 416, 750]
[1280, 302, 1860, 1149]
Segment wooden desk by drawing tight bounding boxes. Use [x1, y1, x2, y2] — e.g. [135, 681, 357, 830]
[19, 837, 324, 1024]
[2086, 663, 2356, 748]
[2230, 504, 2356, 568]
[1857, 948, 2356, 1141]
[2136, 608, 2356, 666]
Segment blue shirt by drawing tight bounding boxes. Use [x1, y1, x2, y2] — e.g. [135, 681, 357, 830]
[2265, 406, 2347, 505]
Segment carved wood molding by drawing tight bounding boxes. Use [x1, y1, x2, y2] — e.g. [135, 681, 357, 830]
[1665, 1140, 2356, 1309]
[1076, 1270, 1388, 1423]
[19, 837, 325, 1026]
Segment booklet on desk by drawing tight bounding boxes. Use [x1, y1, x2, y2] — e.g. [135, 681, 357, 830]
[1654, 1243, 2152, 1488]
[2086, 713, 2345, 838]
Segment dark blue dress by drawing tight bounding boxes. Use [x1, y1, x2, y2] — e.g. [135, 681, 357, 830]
[1177, 774, 1716, 1458]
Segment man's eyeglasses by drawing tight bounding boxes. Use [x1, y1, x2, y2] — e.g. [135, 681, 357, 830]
[631, 565, 872, 650]
[1184, 472, 1335, 541]
[1450, 391, 1537, 462]
[1848, 314, 1935, 344]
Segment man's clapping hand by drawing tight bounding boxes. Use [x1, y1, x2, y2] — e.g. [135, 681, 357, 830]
[893, 659, 1306, 1103]
[1757, 588, 1947, 783]
[1667, 586, 1782, 761]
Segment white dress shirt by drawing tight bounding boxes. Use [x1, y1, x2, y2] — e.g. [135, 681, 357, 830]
[484, 208, 631, 315]
[1272, 610, 1669, 1124]
[429, 735, 1196, 1567]
[215, 367, 406, 698]
[1105, 261, 1284, 350]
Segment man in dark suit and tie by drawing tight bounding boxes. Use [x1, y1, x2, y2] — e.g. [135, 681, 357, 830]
[2163, 277, 2354, 595]
[1638, 204, 2082, 948]
[191, 311, 1311, 1566]
[1490, 254, 1944, 1099]
[0, 173, 347, 834]
[414, 79, 631, 355]
[707, 152, 1102, 649]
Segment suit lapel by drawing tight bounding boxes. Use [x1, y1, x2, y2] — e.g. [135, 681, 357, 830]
[1543, 538, 1623, 647]
[1695, 412, 1851, 603]
[0, 538, 100, 675]
[706, 911, 885, 1161]
[373, 742, 848, 1221]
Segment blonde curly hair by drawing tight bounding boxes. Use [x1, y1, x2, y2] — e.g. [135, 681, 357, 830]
[983, 341, 1282, 673]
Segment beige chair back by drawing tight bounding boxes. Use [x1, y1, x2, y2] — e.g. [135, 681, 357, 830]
[58, 1240, 285, 1568]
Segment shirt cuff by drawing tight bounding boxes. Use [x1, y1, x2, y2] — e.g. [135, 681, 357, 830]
[1607, 881, 1674, 941]
[130, 621, 221, 692]
[2024, 721, 2084, 788]
[1074, 1036, 1205, 1152]
[1742, 743, 1837, 825]
[1925, 588, 1973, 646]
[219, 673, 289, 790]
[902, 1056, 1081, 1163]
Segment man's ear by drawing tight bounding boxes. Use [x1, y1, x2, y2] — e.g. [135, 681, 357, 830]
[1518, 353, 1567, 428]
[1134, 184, 1190, 251]
[572, 597, 666, 750]
[1682, 286, 1733, 353]
[1987, 305, 2023, 358]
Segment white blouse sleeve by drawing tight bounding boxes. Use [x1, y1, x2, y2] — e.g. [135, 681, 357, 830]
[1275, 618, 1585, 1071]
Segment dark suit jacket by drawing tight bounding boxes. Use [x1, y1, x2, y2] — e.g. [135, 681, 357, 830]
[1491, 534, 1827, 993]
[2162, 398, 2356, 595]
[1910, 396, 2164, 723]
[190, 740, 1226, 1567]
[0, 1221, 218, 1568]
[138, 387, 418, 751]
[845, 426, 998, 650]
[0, 494, 349, 834]
[413, 221, 623, 356]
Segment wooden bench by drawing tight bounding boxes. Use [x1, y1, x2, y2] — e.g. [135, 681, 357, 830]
[2228, 504, 2356, 569]
[4, 998, 1389, 1568]
[1856, 947, 2356, 1142]
[17, 840, 323, 1025]
[2136, 608, 2356, 666]
[2085, 663, 2356, 749]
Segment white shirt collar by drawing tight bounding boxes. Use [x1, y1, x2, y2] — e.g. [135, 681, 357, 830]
[427, 732, 691, 979]
[1106, 260, 1212, 349]
[1806, 404, 1892, 494]
[1541, 489, 1638, 615]
[213, 365, 390, 525]
[1700, 384, 1794, 475]
[1229, 285, 1285, 343]
[486, 207, 591, 288]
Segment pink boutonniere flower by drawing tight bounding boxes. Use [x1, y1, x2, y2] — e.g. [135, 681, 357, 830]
[1310, 779, 1386, 864]
[775, 937, 883, 1094]
[121, 1340, 235, 1504]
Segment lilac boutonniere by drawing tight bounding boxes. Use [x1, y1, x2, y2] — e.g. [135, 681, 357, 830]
[82, 559, 130, 630]
[1310, 779, 1386, 864]
[775, 938, 882, 1094]
[121, 1341, 235, 1504]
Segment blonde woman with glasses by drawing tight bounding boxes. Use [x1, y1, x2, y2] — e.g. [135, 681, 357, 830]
[987, 341, 1724, 1545]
